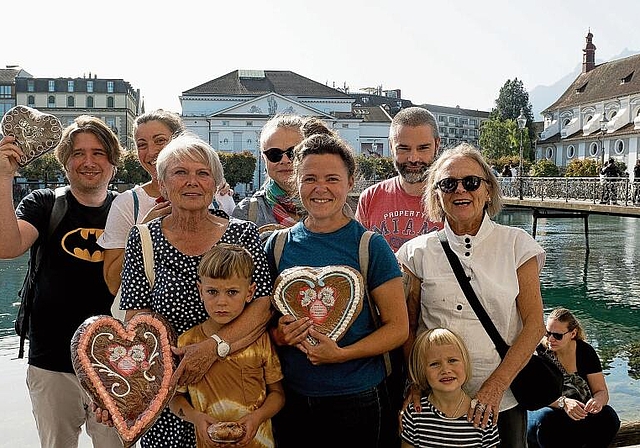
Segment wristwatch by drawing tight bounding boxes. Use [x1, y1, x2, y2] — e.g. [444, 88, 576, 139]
[211, 334, 230, 359]
[557, 396, 566, 410]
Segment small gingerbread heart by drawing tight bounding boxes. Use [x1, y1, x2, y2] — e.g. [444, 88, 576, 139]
[272, 265, 364, 343]
[71, 312, 178, 448]
[1, 105, 63, 166]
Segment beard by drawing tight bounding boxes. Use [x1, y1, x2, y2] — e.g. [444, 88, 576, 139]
[395, 160, 430, 184]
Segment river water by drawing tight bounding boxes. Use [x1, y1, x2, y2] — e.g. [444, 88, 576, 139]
[0, 209, 638, 422]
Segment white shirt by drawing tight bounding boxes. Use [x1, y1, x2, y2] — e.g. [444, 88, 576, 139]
[396, 214, 545, 411]
[98, 185, 157, 249]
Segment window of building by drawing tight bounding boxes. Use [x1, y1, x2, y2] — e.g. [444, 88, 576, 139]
[68, 81, 74, 92]
[107, 96, 114, 108]
[107, 81, 114, 93]
[87, 96, 94, 108]
[106, 117, 116, 134]
[222, 121, 229, 126]
[0, 86, 10, 98]
[546, 147, 554, 159]
[48, 95, 55, 107]
[589, 142, 598, 157]
[342, 123, 348, 128]
[567, 145, 575, 158]
[614, 139, 625, 155]
[470, 118, 477, 126]
[48, 80, 55, 92]
[439, 115, 446, 123]
[27, 80, 34, 92]
[67, 96, 74, 107]
[246, 121, 253, 126]
[27, 95, 35, 107]
[87, 80, 94, 93]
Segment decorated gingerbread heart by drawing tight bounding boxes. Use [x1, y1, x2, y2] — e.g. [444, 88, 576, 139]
[272, 265, 364, 344]
[71, 313, 177, 448]
[1, 105, 63, 166]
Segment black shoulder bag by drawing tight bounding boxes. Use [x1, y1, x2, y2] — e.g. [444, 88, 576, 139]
[437, 230, 562, 411]
[15, 187, 69, 358]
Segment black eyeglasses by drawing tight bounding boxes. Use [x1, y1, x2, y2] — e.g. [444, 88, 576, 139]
[545, 329, 571, 340]
[435, 175, 487, 193]
[263, 146, 294, 163]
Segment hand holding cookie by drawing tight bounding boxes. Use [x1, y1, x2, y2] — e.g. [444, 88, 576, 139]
[0, 105, 63, 167]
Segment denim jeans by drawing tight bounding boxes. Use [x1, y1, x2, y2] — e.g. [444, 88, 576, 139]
[527, 405, 620, 448]
[273, 380, 392, 448]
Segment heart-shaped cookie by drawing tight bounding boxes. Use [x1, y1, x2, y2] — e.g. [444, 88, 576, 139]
[272, 265, 364, 343]
[1, 105, 63, 166]
[71, 312, 177, 448]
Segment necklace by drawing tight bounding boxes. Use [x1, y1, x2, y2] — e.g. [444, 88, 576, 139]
[429, 391, 466, 419]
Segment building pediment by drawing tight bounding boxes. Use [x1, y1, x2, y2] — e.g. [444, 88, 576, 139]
[207, 92, 334, 119]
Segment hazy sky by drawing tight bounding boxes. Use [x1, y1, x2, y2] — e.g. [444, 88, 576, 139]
[5, 0, 638, 116]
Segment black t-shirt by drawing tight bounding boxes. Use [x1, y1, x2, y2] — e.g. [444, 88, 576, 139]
[16, 188, 116, 373]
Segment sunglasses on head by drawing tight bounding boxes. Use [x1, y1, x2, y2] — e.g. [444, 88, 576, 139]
[263, 146, 295, 163]
[435, 175, 486, 193]
[545, 329, 571, 340]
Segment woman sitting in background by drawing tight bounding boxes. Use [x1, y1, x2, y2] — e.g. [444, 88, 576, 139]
[527, 307, 620, 448]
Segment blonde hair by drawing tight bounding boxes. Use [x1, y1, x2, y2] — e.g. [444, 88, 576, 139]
[546, 307, 586, 342]
[198, 243, 254, 282]
[408, 328, 472, 393]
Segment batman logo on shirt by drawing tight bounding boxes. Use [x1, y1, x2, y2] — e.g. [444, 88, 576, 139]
[61, 228, 105, 262]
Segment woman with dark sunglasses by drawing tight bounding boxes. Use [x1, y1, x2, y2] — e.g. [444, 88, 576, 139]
[397, 143, 547, 447]
[527, 307, 620, 448]
[233, 115, 306, 232]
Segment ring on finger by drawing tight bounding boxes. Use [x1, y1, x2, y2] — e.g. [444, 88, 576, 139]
[476, 403, 487, 412]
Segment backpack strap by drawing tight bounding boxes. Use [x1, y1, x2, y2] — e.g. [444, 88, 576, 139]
[17, 187, 69, 358]
[135, 224, 155, 287]
[358, 230, 392, 376]
[248, 197, 258, 223]
[273, 228, 289, 270]
[132, 189, 140, 223]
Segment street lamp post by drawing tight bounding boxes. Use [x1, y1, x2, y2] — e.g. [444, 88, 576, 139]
[599, 114, 609, 167]
[517, 109, 527, 200]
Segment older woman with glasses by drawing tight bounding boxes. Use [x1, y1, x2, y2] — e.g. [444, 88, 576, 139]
[397, 143, 547, 447]
[527, 307, 620, 448]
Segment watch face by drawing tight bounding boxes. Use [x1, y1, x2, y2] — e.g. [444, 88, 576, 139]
[217, 341, 230, 358]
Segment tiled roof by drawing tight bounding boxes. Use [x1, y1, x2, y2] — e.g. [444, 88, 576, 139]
[419, 103, 490, 117]
[182, 70, 352, 98]
[352, 106, 393, 123]
[543, 53, 640, 113]
[0, 68, 20, 84]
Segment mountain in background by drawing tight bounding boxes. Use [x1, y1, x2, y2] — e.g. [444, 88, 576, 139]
[529, 48, 640, 120]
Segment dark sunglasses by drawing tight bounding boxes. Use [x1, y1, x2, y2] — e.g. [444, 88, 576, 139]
[263, 146, 294, 163]
[435, 175, 487, 193]
[545, 329, 571, 340]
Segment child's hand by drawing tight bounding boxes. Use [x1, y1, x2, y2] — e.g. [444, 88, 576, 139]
[192, 412, 217, 445]
[231, 414, 259, 447]
[91, 403, 114, 427]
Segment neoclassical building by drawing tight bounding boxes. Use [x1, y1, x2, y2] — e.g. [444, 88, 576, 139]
[538, 31, 640, 176]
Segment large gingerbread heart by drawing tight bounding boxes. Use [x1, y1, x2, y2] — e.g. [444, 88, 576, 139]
[272, 265, 364, 343]
[1, 105, 63, 166]
[71, 313, 177, 447]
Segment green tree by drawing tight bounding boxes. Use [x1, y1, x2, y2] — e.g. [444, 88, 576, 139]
[114, 150, 150, 185]
[479, 118, 516, 160]
[18, 152, 64, 184]
[530, 159, 559, 177]
[489, 78, 535, 158]
[219, 151, 256, 187]
[355, 155, 396, 180]
[491, 78, 533, 124]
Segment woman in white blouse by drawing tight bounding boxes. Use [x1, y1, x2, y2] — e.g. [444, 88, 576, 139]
[397, 143, 546, 448]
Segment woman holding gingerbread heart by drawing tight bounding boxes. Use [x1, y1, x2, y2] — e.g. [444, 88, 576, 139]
[264, 130, 408, 448]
